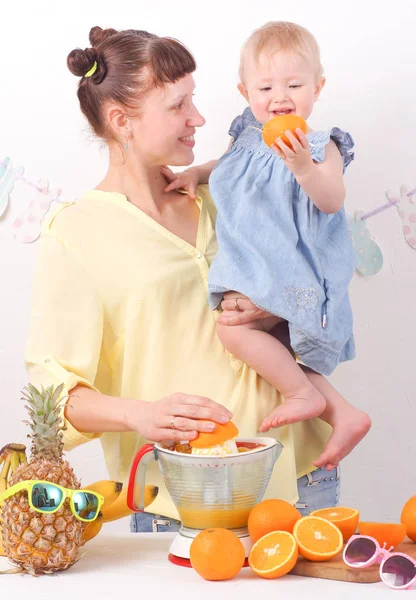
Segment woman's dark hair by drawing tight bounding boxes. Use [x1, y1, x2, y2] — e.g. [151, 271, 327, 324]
[67, 26, 196, 140]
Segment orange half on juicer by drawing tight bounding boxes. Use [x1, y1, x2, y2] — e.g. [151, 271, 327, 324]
[189, 420, 239, 454]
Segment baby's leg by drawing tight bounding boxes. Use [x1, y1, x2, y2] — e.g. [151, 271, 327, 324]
[301, 365, 372, 471]
[216, 319, 326, 427]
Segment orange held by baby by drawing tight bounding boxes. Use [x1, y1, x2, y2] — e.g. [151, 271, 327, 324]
[262, 114, 307, 149]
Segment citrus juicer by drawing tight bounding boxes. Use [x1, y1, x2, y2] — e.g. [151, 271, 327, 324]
[127, 437, 283, 565]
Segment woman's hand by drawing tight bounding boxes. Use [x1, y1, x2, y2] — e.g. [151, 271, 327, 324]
[161, 166, 199, 200]
[217, 291, 273, 326]
[127, 393, 233, 443]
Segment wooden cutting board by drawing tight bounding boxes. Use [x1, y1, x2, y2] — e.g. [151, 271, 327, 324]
[290, 538, 416, 583]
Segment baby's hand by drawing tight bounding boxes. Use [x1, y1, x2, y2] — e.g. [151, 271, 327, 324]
[161, 166, 199, 200]
[271, 128, 313, 178]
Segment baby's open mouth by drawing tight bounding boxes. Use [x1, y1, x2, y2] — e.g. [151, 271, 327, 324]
[272, 109, 293, 116]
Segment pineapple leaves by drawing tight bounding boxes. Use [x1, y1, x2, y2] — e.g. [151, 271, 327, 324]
[21, 383, 69, 460]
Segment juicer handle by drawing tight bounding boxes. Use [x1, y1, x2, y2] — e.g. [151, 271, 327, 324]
[127, 443, 156, 512]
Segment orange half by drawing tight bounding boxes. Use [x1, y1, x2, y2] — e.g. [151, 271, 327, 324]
[189, 420, 239, 449]
[249, 531, 298, 579]
[293, 516, 343, 562]
[358, 522, 407, 549]
[310, 507, 359, 542]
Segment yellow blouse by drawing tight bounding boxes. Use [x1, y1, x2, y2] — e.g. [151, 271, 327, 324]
[25, 186, 330, 518]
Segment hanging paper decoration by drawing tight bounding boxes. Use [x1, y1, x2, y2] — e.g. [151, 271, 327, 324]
[3, 152, 411, 255]
[0, 157, 65, 243]
[12, 179, 62, 243]
[0, 158, 24, 217]
[386, 185, 416, 249]
[347, 211, 383, 276]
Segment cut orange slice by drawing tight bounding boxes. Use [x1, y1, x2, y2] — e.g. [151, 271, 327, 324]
[293, 516, 343, 562]
[189, 420, 239, 449]
[310, 507, 359, 542]
[358, 522, 407, 550]
[248, 530, 298, 579]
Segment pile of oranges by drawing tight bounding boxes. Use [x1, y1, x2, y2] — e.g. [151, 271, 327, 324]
[189, 495, 416, 581]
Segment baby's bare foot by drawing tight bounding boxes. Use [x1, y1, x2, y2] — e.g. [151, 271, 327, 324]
[259, 387, 326, 431]
[313, 407, 371, 470]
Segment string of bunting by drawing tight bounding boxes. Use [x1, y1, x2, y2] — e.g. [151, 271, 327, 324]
[348, 185, 416, 276]
[360, 188, 415, 220]
[0, 156, 415, 257]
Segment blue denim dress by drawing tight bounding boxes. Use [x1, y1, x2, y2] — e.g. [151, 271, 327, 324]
[208, 107, 356, 376]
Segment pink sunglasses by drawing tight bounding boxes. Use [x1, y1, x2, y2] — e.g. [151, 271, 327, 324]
[343, 534, 416, 590]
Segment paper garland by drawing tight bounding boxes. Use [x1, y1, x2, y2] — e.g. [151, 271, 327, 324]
[347, 211, 383, 276]
[347, 185, 416, 276]
[0, 156, 415, 260]
[12, 180, 62, 244]
[0, 157, 63, 243]
[386, 185, 416, 249]
[0, 158, 24, 217]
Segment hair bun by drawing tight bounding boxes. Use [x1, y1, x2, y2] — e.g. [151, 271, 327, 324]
[89, 26, 118, 47]
[67, 46, 107, 83]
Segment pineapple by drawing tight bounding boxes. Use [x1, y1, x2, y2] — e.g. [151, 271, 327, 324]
[0, 383, 85, 575]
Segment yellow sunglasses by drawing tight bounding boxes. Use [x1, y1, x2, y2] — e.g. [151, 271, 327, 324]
[0, 480, 104, 522]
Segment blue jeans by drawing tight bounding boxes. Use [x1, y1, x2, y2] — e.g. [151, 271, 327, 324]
[130, 466, 340, 533]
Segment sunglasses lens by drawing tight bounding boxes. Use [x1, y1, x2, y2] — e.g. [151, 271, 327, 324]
[32, 483, 63, 512]
[345, 538, 377, 566]
[73, 491, 100, 521]
[381, 555, 416, 588]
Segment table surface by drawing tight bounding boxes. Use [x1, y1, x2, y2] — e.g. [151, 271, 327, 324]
[0, 532, 407, 598]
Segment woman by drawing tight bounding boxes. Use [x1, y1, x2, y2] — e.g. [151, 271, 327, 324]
[25, 26, 339, 533]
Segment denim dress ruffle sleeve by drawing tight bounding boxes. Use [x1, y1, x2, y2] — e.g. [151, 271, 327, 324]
[208, 107, 356, 376]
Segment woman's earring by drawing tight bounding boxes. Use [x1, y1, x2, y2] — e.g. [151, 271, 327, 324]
[124, 135, 129, 150]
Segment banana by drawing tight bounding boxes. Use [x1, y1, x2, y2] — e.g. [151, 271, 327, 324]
[80, 480, 123, 544]
[0, 456, 9, 553]
[0, 458, 11, 494]
[143, 484, 159, 510]
[81, 484, 159, 543]
[0, 443, 26, 459]
[10, 451, 20, 473]
[0, 446, 27, 556]
[101, 485, 159, 522]
[0, 456, 10, 478]
[0, 444, 26, 492]
[84, 480, 123, 509]
[82, 515, 104, 542]
[100, 488, 133, 522]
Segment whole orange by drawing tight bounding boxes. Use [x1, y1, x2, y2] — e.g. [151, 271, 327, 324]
[248, 499, 302, 543]
[262, 114, 307, 149]
[189, 527, 245, 580]
[401, 495, 416, 542]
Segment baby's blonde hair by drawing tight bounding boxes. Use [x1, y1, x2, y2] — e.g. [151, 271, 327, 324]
[239, 21, 324, 82]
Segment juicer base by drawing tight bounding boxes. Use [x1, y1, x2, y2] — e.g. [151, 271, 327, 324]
[168, 553, 250, 568]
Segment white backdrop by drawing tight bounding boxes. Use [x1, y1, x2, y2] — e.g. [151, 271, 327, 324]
[1, 0, 415, 530]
